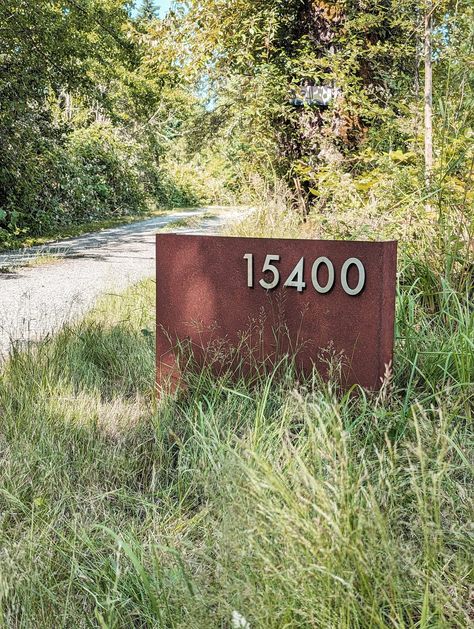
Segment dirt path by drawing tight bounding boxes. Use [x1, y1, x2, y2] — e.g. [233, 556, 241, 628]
[0, 206, 244, 357]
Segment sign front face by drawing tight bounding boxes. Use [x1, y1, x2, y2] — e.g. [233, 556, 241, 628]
[156, 235, 397, 391]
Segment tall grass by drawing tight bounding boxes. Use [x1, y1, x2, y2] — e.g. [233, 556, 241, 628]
[0, 252, 472, 626]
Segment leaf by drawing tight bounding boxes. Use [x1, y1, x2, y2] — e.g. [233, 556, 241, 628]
[388, 150, 417, 164]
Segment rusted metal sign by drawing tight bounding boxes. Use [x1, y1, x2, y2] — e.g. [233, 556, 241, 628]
[156, 235, 397, 391]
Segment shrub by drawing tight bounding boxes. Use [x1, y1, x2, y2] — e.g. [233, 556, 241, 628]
[0, 122, 216, 248]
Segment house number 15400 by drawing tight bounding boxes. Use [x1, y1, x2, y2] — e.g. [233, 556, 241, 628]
[243, 254, 366, 296]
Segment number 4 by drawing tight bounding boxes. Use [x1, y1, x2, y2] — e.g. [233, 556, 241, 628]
[284, 257, 306, 292]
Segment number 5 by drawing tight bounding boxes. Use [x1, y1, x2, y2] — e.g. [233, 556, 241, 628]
[259, 255, 280, 290]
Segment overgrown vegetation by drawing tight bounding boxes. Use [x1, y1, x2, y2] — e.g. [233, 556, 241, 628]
[0, 236, 472, 626]
[2, 1, 472, 249]
[1, 0, 473, 626]
[0, 1, 229, 248]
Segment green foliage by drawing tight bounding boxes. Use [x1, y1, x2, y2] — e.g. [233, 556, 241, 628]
[0, 1, 212, 248]
[183, 0, 473, 219]
[185, 0, 423, 192]
[1, 0, 473, 246]
[0, 0, 139, 244]
[0, 115, 209, 247]
[136, 0, 159, 21]
[1, 123, 144, 241]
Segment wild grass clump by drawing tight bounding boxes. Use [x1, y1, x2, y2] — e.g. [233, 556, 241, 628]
[229, 177, 304, 239]
[0, 254, 472, 626]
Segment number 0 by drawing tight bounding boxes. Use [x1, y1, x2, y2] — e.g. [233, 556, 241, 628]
[311, 257, 335, 293]
[341, 258, 365, 295]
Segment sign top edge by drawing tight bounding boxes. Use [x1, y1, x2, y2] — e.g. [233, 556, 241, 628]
[155, 233, 398, 245]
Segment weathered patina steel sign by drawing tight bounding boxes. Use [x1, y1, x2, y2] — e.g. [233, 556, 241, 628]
[156, 235, 397, 391]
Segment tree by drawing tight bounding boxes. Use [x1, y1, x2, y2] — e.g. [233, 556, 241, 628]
[137, 0, 159, 21]
[424, 0, 433, 205]
[0, 0, 139, 238]
[186, 0, 421, 207]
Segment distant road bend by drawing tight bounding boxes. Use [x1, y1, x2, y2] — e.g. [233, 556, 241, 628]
[0, 206, 245, 358]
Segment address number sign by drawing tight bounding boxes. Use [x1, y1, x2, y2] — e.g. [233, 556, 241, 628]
[156, 234, 397, 392]
[244, 254, 366, 295]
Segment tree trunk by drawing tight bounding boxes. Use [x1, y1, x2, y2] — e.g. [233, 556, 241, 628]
[424, 1, 433, 206]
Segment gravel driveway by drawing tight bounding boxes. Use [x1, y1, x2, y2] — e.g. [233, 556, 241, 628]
[0, 207, 244, 358]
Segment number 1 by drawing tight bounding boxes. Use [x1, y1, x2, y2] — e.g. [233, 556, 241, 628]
[243, 253, 253, 287]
